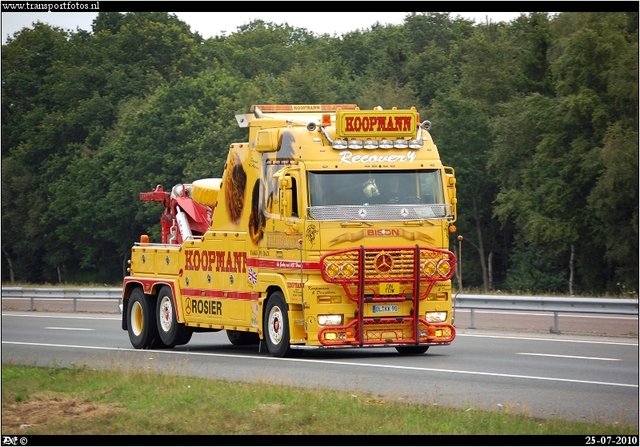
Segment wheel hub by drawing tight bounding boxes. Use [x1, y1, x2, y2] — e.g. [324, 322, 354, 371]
[269, 308, 283, 343]
[160, 298, 172, 331]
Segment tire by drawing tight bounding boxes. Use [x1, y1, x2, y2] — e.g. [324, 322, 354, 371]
[226, 330, 260, 346]
[127, 288, 161, 349]
[264, 292, 297, 358]
[177, 326, 194, 345]
[395, 346, 429, 355]
[156, 285, 192, 348]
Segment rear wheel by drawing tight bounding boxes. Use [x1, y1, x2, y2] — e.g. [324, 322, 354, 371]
[127, 288, 161, 349]
[156, 285, 192, 347]
[395, 346, 429, 355]
[226, 330, 260, 346]
[264, 292, 297, 358]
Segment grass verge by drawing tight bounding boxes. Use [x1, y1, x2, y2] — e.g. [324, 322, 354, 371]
[1, 364, 637, 435]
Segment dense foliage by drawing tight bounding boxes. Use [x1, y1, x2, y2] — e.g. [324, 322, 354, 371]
[2, 12, 637, 296]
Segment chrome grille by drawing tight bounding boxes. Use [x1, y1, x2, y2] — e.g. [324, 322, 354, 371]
[321, 247, 455, 281]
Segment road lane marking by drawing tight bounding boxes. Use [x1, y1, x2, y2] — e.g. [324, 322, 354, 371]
[457, 333, 637, 346]
[2, 313, 119, 321]
[517, 352, 621, 361]
[3, 312, 637, 346]
[454, 309, 638, 321]
[45, 327, 94, 331]
[2, 341, 637, 389]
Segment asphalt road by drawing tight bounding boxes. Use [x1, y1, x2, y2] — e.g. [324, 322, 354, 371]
[2, 310, 638, 427]
[2, 295, 637, 337]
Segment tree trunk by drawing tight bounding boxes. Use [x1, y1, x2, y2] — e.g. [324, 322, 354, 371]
[488, 251, 493, 291]
[2, 245, 15, 284]
[569, 243, 575, 296]
[472, 195, 489, 292]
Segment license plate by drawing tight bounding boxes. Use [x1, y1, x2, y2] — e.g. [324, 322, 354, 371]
[379, 282, 399, 295]
[372, 305, 398, 313]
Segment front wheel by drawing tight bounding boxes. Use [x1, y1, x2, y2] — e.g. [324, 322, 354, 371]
[156, 285, 192, 347]
[127, 288, 160, 349]
[395, 346, 429, 355]
[264, 292, 297, 358]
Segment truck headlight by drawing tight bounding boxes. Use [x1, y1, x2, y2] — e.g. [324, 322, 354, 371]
[425, 311, 447, 323]
[318, 315, 343, 326]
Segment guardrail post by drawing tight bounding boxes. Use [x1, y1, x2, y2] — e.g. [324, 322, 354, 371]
[30, 296, 34, 311]
[73, 297, 77, 313]
[553, 311, 559, 334]
[470, 308, 476, 329]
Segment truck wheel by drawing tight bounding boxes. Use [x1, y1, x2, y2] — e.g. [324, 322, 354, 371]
[226, 330, 260, 346]
[395, 346, 429, 355]
[156, 285, 191, 347]
[264, 292, 296, 358]
[127, 288, 161, 349]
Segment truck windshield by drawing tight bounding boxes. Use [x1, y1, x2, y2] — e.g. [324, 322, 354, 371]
[308, 170, 444, 207]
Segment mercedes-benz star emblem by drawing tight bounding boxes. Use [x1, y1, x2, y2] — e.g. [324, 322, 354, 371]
[374, 253, 393, 273]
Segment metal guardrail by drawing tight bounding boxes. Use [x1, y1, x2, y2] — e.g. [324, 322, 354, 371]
[1, 287, 121, 313]
[1, 288, 638, 333]
[455, 293, 638, 333]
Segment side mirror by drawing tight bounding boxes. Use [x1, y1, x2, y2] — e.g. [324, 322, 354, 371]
[445, 167, 457, 222]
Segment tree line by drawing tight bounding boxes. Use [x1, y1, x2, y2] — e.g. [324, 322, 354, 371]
[2, 12, 637, 296]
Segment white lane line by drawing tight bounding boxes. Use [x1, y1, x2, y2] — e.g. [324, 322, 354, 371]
[2, 313, 119, 321]
[517, 352, 621, 361]
[2, 341, 637, 388]
[3, 313, 636, 346]
[45, 327, 94, 331]
[457, 333, 638, 346]
[454, 309, 638, 320]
